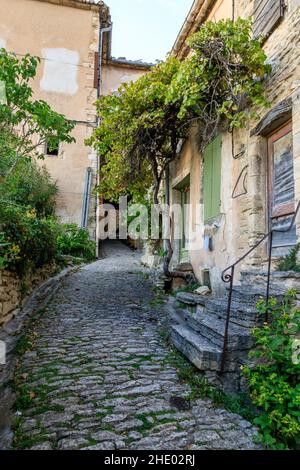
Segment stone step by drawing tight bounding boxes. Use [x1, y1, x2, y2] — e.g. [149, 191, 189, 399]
[187, 314, 253, 351]
[177, 292, 262, 322]
[200, 306, 258, 329]
[174, 262, 194, 273]
[202, 297, 261, 324]
[240, 270, 300, 292]
[176, 291, 206, 307]
[171, 324, 222, 372]
[226, 285, 284, 305]
[174, 302, 254, 335]
[176, 292, 261, 327]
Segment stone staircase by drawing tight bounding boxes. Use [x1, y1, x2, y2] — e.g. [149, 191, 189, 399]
[169, 271, 293, 393]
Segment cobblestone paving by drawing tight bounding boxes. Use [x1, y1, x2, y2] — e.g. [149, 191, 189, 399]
[13, 242, 258, 450]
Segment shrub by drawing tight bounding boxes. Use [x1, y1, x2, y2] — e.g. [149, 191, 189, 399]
[0, 50, 76, 275]
[276, 244, 300, 272]
[1, 153, 58, 218]
[56, 224, 95, 261]
[243, 291, 300, 449]
[0, 201, 58, 275]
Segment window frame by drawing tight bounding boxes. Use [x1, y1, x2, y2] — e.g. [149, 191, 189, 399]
[45, 141, 60, 157]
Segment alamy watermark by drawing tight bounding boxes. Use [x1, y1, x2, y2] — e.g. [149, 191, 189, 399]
[98, 196, 204, 251]
[0, 80, 7, 105]
[0, 340, 6, 365]
[292, 339, 300, 365]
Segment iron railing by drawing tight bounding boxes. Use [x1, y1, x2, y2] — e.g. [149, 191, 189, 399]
[220, 201, 300, 374]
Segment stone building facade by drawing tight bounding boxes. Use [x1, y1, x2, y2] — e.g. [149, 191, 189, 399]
[169, 0, 300, 294]
[0, 0, 150, 241]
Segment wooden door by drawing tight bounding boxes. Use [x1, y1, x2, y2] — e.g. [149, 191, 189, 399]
[268, 122, 296, 256]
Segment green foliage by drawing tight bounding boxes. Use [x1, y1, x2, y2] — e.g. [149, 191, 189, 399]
[276, 244, 300, 272]
[168, 18, 270, 124]
[1, 152, 58, 217]
[243, 291, 300, 449]
[0, 50, 77, 275]
[0, 202, 58, 275]
[56, 224, 96, 261]
[0, 49, 75, 172]
[87, 57, 182, 203]
[88, 19, 270, 204]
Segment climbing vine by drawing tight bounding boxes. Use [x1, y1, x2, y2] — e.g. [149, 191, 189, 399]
[89, 19, 270, 200]
[88, 18, 271, 273]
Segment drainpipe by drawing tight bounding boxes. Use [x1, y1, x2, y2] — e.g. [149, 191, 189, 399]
[81, 167, 93, 229]
[95, 16, 113, 257]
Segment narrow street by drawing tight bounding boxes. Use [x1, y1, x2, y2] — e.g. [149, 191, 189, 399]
[13, 242, 258, 450]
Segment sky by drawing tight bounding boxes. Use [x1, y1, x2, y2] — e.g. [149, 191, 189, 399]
[107, 0, 194, 63]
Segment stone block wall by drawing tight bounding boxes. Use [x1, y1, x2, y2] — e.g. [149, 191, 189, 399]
[170, 1, 300, 291]
[0, 264, 59, 326]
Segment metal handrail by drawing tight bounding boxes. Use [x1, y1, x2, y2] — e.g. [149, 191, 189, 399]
[220, 201, 300, 374]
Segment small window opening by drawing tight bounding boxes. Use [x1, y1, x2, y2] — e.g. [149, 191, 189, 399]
[202, 270, 211, 289]
[45, 142, 59, 157]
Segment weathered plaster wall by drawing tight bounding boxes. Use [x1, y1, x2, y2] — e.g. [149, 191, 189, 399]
[101, 63, 148, 96]
[170, 0, 300, 292]
[207, 0, 232, 21]
[0, 0, 100, 231]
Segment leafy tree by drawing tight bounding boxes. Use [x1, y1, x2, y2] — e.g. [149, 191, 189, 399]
[0, 49, 76, 273]
[0, 49, 75, 176]
[167, 18, 270, 139]
[1, 152, 58, 217]
[88, 57, 185, 205]
[88, 19, 271, 274]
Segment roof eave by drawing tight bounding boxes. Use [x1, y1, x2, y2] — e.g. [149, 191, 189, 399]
[171, 0, 216, 60]
[107, 58, 153, 70]
[34, 0, 109, 15]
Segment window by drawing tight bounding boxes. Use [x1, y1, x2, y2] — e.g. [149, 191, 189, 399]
[268, 121, 296, 255]
[203, 135, 221, 222]
[45, 142, 59, 157]
[253, 0, 284, 39]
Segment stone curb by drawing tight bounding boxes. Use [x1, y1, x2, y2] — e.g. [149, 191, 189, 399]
[0, 264, 79, 449]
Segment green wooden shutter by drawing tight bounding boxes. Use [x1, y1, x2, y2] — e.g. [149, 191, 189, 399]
[203, 135, 221, 222]
[211, 135, 221, 218]
[203, 141, 213, 222]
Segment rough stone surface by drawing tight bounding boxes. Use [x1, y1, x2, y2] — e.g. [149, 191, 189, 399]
[8, 242, 259, 450]
[0, 264, 61, 326]
[194, 286, 211, 296]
